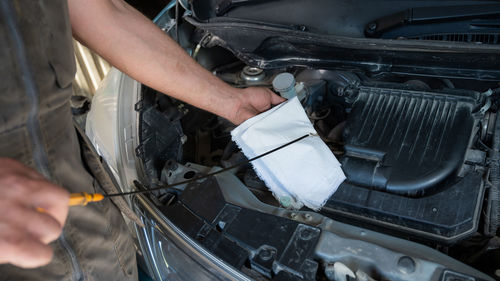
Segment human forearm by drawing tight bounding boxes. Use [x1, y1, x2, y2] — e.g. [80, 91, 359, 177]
[68, 0, 282, 123]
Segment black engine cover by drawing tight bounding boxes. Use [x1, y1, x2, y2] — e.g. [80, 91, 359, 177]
[324, 84, 485, 243]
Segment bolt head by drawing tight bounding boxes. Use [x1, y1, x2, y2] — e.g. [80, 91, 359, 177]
[259, 249, 274, 261]
[398, 256, 416, 274]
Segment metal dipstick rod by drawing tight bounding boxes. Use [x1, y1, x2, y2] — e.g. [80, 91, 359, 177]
[68, 134, 311, 206]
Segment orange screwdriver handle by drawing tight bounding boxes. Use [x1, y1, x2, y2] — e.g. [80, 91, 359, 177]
[69, 192, 104, 206]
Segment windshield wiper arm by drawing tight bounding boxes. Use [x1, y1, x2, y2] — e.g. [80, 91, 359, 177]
[365, 4, 500, 37]
[215, 0, 276, 16]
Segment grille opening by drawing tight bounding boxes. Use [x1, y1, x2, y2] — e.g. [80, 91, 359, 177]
[408, 33, 500, 44]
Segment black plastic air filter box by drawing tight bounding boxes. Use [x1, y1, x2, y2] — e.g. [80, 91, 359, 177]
[323, 85, 485, 243]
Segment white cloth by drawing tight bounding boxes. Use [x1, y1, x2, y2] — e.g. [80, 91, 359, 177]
[231, 97, 346, 210]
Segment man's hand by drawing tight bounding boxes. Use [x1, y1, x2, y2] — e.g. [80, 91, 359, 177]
[0, 158, 69, 268]
[227, 87, 285, 125]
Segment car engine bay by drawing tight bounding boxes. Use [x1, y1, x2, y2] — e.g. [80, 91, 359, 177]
[135, 62, 499, 279]
[129, 1, 500, 280]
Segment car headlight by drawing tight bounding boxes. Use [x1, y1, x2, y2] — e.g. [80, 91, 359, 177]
[87, 71, 249, 280]
[85, 3, 252, 280]
[133, 194, 251, 281]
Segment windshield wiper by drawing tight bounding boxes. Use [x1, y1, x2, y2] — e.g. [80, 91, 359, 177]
[215, 0, 277, 16]
[365, 4, 500, 37]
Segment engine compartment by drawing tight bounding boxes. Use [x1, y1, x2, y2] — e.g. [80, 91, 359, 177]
[138, 65, 500, 280]
[134, 45, 500, 281]
[120, 3, 500, 279]
[136, 61, 498, 240]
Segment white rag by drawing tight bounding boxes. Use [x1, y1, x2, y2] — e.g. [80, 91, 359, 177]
[231, 97, 346, 210]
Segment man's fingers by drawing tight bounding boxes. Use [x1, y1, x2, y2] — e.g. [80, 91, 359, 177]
[1, 175, 69, 227]
[0, 202, 63, 244]
[0, 223, 53, 268]
[0, 158, 68, 268]
[268, 89, 286, 105]
[30, 183, 69, 227]
[228, 87, 287, 124]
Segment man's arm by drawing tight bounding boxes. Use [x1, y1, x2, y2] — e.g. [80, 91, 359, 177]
[68, 0, 284, 124]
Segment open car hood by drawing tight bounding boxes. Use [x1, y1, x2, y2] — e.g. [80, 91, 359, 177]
[191, 0, 500, 37]
[187, 0, 500, 81]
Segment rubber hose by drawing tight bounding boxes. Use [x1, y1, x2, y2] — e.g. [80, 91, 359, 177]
[487, 112, 500, 236]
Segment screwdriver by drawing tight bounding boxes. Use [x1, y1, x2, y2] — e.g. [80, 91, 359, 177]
[65, 134, 311, 207]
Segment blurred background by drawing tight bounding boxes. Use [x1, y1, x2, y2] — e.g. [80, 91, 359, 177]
[72, 0, 168, 98]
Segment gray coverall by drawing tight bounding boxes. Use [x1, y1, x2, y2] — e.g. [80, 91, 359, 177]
[0, 1, 137, 280]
